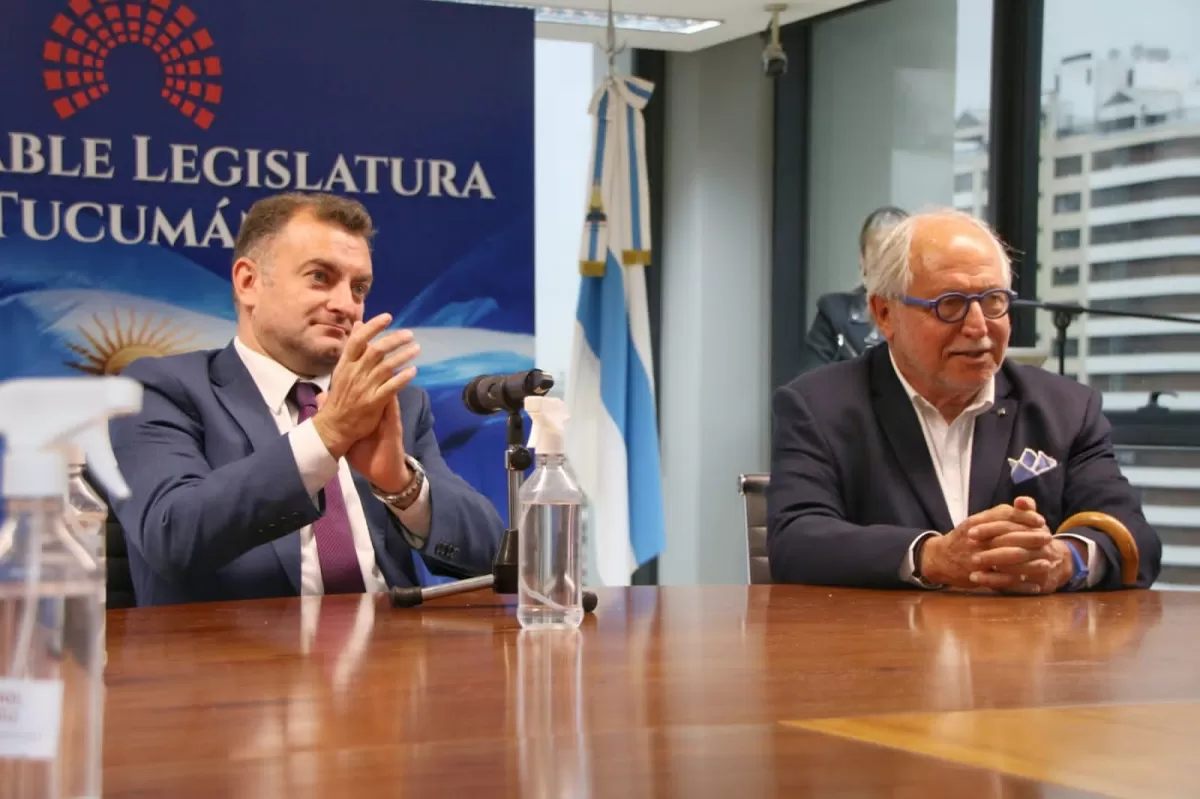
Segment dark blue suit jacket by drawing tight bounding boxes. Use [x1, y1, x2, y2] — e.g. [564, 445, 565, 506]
[767, 344, 1162, 590]
[108, 343, 504, 606]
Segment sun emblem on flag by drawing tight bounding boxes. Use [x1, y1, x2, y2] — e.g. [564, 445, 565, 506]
[65, 309, 196, 375]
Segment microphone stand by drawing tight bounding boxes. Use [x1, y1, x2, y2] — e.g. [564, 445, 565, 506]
[1012, 298, 1200, 377]
[389, 408, 598, 614]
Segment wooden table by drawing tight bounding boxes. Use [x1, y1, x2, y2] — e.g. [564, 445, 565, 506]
[104, 586, 1199, 798]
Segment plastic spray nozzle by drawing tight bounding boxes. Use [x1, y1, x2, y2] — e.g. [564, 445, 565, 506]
[525, 395, 568, 454]
[0, 377, 143, 500]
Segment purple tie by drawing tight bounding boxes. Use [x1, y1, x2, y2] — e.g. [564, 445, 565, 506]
[291, 382, 367, 595]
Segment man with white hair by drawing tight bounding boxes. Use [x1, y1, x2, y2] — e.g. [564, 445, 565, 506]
[766, 209, 1161, 592]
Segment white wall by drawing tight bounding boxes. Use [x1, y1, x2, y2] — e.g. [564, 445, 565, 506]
[806, 0, 959, 312]
[658, 35, 774, 585]
[534, 39, 594, 393]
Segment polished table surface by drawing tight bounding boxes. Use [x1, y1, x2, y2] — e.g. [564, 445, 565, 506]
[104, 586, 1200, 798]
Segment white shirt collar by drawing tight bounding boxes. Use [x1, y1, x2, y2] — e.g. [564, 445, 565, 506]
[233, 337, 331, 414]
[888, 347, 995, 418]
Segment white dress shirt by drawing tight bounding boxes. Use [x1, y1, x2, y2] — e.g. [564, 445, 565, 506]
[234, 337, 431, 595]
[889, 351, 1106, 589]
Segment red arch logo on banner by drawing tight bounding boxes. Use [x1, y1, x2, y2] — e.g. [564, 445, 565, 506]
[42, 0, 223, 129]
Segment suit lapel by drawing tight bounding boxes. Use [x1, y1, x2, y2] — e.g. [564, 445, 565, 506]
[210, 343, 302, 594]
[968, 371, 1018, 515]
[210, 344, 285, 452]
[869, 348, 953, 533]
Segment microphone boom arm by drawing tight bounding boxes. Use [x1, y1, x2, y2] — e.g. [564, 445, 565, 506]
[1011, 298, 1200, 377]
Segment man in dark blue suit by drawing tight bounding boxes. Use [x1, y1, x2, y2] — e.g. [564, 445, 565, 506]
[768, 209, 1161, 593]
[110, 192, 503, 606]
[800, 206, 907, 372]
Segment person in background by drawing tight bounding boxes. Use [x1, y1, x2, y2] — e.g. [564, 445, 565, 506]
[109, 192, 504, 606]
[767, 208, 1161, 593]
[800, 205, 908, 373]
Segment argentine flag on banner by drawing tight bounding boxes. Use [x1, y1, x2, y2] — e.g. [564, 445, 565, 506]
[567, 74, 665, 586]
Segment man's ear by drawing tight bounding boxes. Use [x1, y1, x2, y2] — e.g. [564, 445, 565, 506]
[231, 257, 260, 311]
[869, 294, 893, 339]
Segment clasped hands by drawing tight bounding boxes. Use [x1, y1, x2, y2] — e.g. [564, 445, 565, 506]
[311, 313, 420, 494]
[919, 497, 1079, 594]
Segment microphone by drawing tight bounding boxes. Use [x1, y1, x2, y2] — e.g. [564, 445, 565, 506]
[462, 369, 554, 415]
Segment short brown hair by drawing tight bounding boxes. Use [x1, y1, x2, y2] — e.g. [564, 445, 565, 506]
[233, 191, 375, 263]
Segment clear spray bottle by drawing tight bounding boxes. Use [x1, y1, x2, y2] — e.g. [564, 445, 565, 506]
[63, 447, 109, 666]
[517, 396, 585, 630]
[0, 377, 143, 799]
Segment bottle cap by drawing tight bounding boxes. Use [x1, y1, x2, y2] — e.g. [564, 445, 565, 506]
[525, 395, 568, 454]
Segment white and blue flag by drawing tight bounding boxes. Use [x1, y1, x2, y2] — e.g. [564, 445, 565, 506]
[567, 74, 665, 586]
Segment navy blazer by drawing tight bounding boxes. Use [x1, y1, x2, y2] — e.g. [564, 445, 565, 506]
[767, 344, 1162, 590]
[108, 343, 504, 606]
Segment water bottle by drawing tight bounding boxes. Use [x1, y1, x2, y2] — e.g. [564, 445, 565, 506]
[517, 396, 584, 629]
[0, 377, 143, 798]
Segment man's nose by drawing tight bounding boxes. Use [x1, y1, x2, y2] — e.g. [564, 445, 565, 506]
[959, 300, 988, 337]
[327, 283, 357, 316]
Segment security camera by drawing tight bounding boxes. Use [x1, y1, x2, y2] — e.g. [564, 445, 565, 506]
[762, 4, 788, 78]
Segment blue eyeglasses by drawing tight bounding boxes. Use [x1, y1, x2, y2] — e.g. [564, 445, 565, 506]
[901, 288, 1017, 323]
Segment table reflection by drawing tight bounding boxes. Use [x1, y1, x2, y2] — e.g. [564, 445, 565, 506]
[515, 630, 590, 799]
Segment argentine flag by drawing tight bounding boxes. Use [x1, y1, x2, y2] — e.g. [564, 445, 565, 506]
[567, 74, 665, 586]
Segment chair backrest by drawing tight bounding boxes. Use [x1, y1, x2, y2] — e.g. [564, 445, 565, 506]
[105, 512, 136, 609]
[737, 473, 771, 584]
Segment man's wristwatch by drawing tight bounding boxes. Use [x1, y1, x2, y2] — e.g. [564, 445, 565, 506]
[371, 455, 426, 511]
[1064, 539, 1089, 592]
[911, 532, 943, 589]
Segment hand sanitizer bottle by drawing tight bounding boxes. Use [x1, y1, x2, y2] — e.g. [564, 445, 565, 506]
[517, 396, 585, 630]
[64, 447, 110, 667]
[0, 377, 143, 799]
[64, 448, 107, 571]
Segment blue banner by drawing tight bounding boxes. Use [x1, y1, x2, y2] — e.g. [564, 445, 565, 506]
[0, 0, 534, 517]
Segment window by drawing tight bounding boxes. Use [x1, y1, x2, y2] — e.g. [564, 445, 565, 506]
[1053, 229, 1081, 249]
[1091, 334, 1200, 355]
[1092, 178, 1200, 208]
[1054, 155, 1083, 177]
[1053, 192, 1082, 213]
[1051, 265, 1079, 285]
[1091, 373, 1200, 392]
[1092, 137, 1200, 171]
[1092, 294, 1200, 316]
[804, 0, 993, 309]
[1041, 0, 1200, 587]
[1091, 256, 1200, 281]
[1055, 337, 1079, 358]
[1091, 217, 1200, 246]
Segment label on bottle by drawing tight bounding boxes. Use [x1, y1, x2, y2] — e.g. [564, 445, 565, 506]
[0, 678, 64, 759]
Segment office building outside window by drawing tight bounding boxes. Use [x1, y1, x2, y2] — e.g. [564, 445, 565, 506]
[953, 0, 1200, 587]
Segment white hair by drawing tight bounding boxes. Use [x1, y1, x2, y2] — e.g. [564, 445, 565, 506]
[863, 207, 1013, 299]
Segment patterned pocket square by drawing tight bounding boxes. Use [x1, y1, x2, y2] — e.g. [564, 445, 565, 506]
[1008, 447, 1058, 484]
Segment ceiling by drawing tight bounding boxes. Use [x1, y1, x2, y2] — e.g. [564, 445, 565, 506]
[531, 0, 866, 53]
